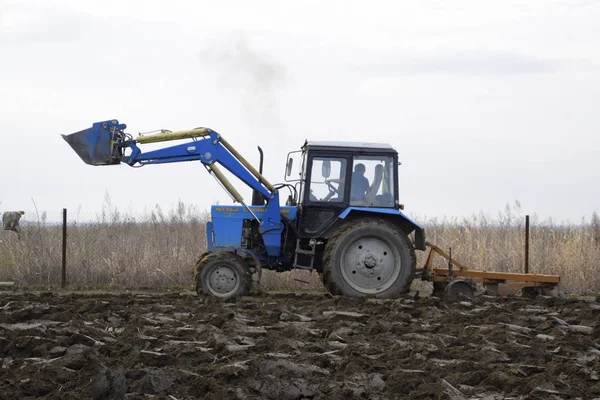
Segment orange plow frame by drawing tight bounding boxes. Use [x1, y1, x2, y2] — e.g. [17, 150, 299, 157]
[420, 241, 560, 295]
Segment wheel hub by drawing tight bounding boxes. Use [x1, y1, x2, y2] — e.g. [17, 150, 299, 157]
[342, 236, 401, 293]
[363, 254, 378, 269]
[208, 265, 238, 295]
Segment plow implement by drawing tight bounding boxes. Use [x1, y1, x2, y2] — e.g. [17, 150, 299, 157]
[419, 241, 561, 298]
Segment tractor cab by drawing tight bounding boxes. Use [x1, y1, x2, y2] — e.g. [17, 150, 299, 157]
[286, 141, 401, 239]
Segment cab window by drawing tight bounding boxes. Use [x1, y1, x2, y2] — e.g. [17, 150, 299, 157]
[308, 157, 346, 203]
[350, 155, 394, 207]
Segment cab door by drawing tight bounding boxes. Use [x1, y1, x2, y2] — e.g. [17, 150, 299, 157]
[297, 154, 350, 238]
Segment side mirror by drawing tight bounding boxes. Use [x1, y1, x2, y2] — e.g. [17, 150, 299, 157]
[286, 157, 294, 177]
[322, 160, 331, 178]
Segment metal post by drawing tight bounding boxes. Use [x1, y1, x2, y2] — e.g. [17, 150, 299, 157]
[448, 246, 453, 279]
[61, 208, 67, 288]
[525, 215, 530, 274]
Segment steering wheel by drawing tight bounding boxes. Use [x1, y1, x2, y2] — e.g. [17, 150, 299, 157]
[325, 180, 341, 196]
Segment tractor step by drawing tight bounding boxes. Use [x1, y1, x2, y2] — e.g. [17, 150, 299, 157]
[293, 239, 315, 269]
[295, 249, 315, 255]
[293, 265, 314, 270]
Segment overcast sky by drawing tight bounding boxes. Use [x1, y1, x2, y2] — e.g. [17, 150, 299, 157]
[1, 0, 599, 223]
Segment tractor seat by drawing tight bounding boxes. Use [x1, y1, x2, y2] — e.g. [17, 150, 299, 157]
[365, 164, 384, 206]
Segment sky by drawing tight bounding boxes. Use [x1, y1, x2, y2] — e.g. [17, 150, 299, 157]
[1, 0, 599, 224]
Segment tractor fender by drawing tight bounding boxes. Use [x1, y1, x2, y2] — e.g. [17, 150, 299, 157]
[235, 249, 263, 284]
[334, 207, 426, 251]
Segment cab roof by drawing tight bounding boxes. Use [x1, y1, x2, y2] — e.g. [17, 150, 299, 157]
[304, 140, 396, 154]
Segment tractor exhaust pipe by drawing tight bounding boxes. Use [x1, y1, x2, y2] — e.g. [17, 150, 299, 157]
[251, 146, 266, 206]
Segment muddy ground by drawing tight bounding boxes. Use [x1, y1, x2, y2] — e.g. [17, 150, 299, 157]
[0, 290, 598, 400]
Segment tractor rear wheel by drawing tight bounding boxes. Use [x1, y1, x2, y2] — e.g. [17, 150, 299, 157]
[322, 218, 416, 298]
[194, 251, 252, 299]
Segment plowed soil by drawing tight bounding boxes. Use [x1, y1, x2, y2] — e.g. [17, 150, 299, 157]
[0, 290, 599, 399]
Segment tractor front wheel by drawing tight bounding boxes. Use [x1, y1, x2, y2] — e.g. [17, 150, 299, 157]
[322, 218, 416, 298]
[194, 251, 252, 299]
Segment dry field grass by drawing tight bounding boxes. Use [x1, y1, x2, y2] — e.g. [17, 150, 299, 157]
[1, 200, 598, 295]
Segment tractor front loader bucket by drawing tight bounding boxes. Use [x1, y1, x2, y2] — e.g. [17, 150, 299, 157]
[62, 119, 126, 166]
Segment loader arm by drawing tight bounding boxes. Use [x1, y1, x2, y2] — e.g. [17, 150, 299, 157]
[62, 119, 284, 256]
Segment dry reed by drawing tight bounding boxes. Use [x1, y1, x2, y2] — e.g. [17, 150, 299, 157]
[0, 199, 598, 295]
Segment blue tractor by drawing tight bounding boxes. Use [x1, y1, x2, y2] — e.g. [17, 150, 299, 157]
[63, 120, 426, 298]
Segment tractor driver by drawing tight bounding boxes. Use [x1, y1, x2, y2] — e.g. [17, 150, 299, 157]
[350, 163, 370, 202]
